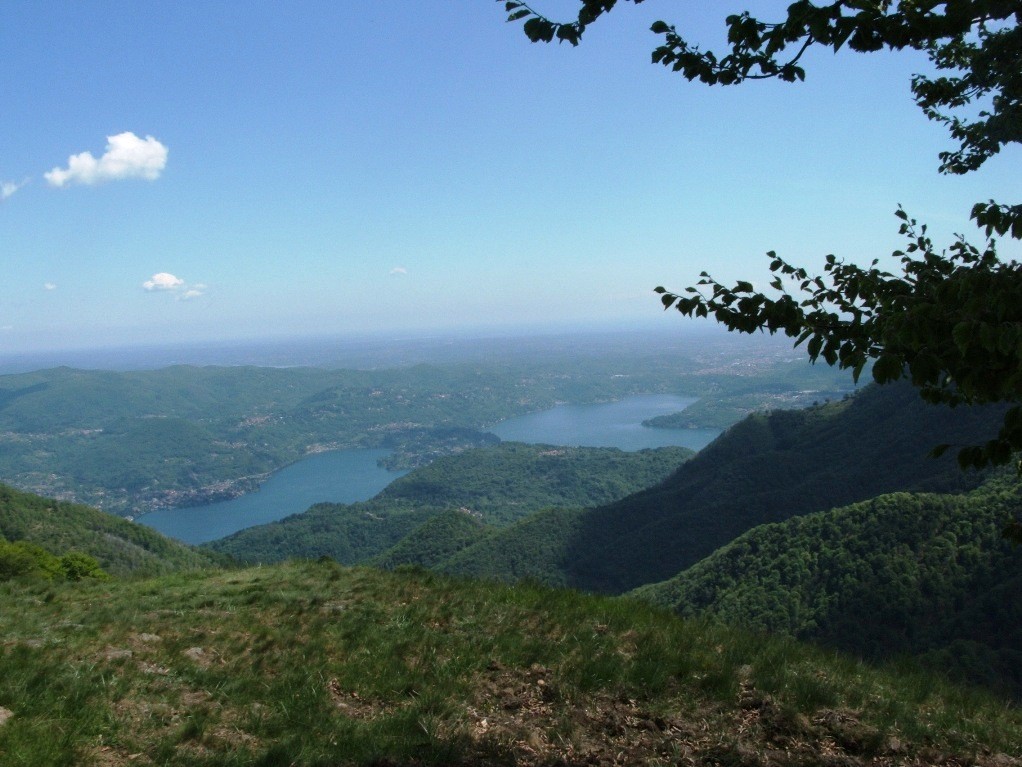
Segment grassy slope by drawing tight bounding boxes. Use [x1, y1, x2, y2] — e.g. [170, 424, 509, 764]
[444, 383, 1006, 593]
[630, 474, 1022, 697]
[1, 561, 1019, 766]
[208, 444, 691, 564]
[0, 483, 215, 577]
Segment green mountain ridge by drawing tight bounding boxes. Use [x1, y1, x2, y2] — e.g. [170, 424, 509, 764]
[442, 382, 1006, 594]
[630, 474, 1022, 697]
[369, 508, 489, 570]
[438, 505, 586, 588]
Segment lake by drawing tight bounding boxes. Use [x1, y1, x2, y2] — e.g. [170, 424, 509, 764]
[489, 393, 719, 451]
[139, 449, 408, 545]
[140, 393, 719, 544]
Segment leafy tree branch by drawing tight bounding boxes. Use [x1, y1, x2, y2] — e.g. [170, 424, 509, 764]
[655, 210, 1022, 470]
[504, 1, 1022, 475]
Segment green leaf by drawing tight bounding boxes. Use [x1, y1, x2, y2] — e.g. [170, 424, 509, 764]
[806, 335, 822, 359]
[523, 17, 555, 43]
[871, 354, 903, 384]
[956, 445, 985, 470]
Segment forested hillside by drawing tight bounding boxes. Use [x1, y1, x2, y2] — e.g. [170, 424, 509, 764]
[207, 443, 691, 564]
[631, 474, 1022, 697]
[374, 442, 691, 525]
[370, 509, 490, 570]
[0, 484, 214, 577]
[439, 506, 586, 587]
[441, 383, 1006, 593]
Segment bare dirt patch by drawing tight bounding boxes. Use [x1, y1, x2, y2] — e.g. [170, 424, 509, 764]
[456, 663, 1022, 767]
[327, 677, 393, 721]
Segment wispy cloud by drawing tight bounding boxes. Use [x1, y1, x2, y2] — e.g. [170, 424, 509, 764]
[46, 132, 168, 188]
[43, 282, 57, 291]
[1, 179, 28, 201]
[142, 273, 206, 300]
[389, 266, 408, 276]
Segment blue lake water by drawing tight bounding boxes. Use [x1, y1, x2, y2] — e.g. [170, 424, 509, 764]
[140, 393, 720, 544]
[140, 449, 407, 545]
[489, 393, 719, 452]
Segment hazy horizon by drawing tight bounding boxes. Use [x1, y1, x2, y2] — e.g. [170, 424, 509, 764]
[0, 319, 772, 375]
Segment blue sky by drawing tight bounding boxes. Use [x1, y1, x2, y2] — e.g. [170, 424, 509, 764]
[1, 1, 1018, 353]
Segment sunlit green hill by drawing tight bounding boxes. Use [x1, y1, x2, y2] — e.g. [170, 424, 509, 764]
[1, 560, 1019, 766]
[0, 483, 216, 577]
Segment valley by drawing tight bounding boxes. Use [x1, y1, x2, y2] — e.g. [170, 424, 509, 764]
[6, 1, 1020, 762]
[1, 332, 1019, 765]
[0, 332, 852, 518]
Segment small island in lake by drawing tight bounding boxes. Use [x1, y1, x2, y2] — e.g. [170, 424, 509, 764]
[641, 411, 694, 429]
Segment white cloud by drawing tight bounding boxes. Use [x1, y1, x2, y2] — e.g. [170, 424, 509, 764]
[1, 179, 27, 200]
[142, 273, 206, 300]
[45, 132, 168, 188]
[43, 282, 57, 291]
[389, 266, 408, 276]
[180, 283, 207, 300]
[143, 272, 185, 291]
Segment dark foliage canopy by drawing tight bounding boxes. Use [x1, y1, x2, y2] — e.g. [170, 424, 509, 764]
[503, 1, 1022, 476]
